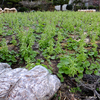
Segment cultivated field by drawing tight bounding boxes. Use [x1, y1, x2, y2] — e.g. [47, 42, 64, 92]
[0, 11, 100, 99]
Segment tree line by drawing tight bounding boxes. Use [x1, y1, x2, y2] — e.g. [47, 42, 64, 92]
[1, 0, 99, 11]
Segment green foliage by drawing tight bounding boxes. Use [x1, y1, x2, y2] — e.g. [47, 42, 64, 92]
[66, 4, 73, 10]
[53, 0, 69, 5]
[88, 5, 96, 9]
[70, 87, 81, 93]
[0, 38, 8, 54]
[57, 56, 77, 81]
[57, 52, 100, 82]
[0, 39, 18, 65]
[67, 38, 79, 51]
[0, 11, 100, 84]
[5, 0, 22, 3]
[10, 35, 17, 46]
[7, 2, 13, 5]
[55, 41, 63, 54]
[4, 0, 22, 8]
[18, 7, 29, 12]
[73, 0, 82, 4]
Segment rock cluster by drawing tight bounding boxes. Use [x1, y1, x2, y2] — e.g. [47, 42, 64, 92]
[0, 63, 61, 100]
[0, 8, 17, 14]
[78, 9, 96, 12]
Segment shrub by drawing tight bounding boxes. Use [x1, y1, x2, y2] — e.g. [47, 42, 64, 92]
[88, 5, 95, 9]
[75, 6, 81, 11]
[82, 6, 87, 9]
[18, 7, 29, 12]
[66, 4, 72, 10]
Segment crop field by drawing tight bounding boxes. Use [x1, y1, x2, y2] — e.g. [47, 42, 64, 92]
[0, 11, 100, 99]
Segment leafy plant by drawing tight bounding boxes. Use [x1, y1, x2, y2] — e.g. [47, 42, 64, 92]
[67, 38, 79, 51]
[70, 87, 81, 93]
[57, 55, 78, 82]
[10, 35, 17, 46]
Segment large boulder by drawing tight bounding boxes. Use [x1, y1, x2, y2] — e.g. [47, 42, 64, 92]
[0, 63, 61, 100]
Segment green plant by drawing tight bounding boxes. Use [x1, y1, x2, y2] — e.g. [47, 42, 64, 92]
[57, 55, 78, 82]
[88, 5, 96, 9]
[0, 39, 18, 65]
[10, 35, 17, 46]
[55, 41, 63, 54]
[70, 87, 81, 93]
[91, 34, 98, 57]
[67, 38, 79, 51]
[18, 7, 29, 12]
[66, 4, 73, 10]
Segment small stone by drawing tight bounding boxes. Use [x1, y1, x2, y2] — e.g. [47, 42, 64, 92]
[83, 32, 87, 35]
[84, 38, 90, 43]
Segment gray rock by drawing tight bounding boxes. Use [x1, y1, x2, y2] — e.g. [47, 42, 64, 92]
[0, 63, 61, 100]
[0, 63, 10, 71]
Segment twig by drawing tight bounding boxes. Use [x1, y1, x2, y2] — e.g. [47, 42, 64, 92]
[5, 78, 21, 100]
[77, 77, 100, 99]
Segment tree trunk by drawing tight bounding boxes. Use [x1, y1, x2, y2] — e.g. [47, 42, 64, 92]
[1, 0, 5, 8]
[60, 4, 63, 11]
[99, 0, 100, 11]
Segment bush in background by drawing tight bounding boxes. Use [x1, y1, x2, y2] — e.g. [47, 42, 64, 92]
[18, 7, 29, 12]
[66, 4, 72, 10]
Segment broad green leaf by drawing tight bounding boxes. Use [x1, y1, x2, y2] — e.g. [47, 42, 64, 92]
[78, 73, 83, 79]
[83, 61, 90, 68]
[57, 73, 64, 82]
[57, 63, 63, 68]
[94, 70, 100, 76]
[58, 69, 64, 74]
[85, 69, 93, 75]
[88, 52, 94, 56]
[89, 63, 97, 70]
[51, 56, 55, 60]
[77, 67, 84, 73]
